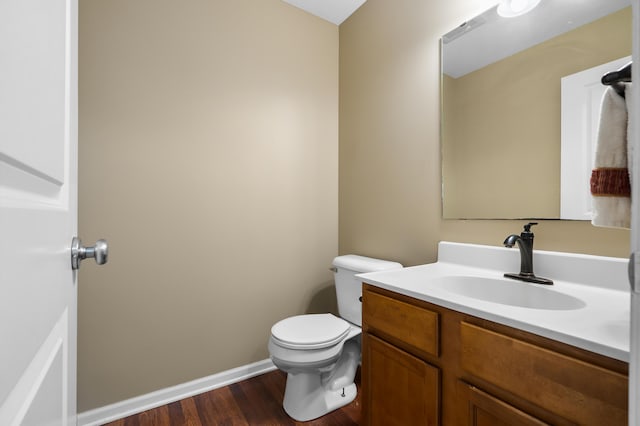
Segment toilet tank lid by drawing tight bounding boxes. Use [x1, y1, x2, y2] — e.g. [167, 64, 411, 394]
[332, 255, 403, 273]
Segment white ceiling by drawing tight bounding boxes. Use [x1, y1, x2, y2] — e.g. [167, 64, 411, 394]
[282, 0, 367, 25]
[443, 0, 630, 78]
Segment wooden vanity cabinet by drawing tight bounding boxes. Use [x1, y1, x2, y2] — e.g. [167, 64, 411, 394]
[361, 284, 629, 426]
[362, 289, 441, 425]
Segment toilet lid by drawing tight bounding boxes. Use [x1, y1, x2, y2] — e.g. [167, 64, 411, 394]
[271, 313, 351, 350]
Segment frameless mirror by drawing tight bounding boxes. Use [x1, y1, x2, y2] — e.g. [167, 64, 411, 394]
[441, 0, 631, 219]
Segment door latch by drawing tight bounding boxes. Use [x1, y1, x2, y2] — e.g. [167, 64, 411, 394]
[71, 237, 108, 270]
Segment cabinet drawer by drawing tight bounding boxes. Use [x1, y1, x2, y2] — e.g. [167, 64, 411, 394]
[363, 289, 439, 357]
[460, 322, 627, 425]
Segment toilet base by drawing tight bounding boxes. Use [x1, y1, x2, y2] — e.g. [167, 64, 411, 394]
[281, 338, 359, 421]
[283, 373, 357, 422]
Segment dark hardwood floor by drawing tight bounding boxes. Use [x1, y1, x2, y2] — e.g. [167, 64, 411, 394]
[104, 369, 361, 426]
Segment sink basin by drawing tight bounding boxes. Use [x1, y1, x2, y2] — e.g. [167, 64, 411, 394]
[429, 276, 586, 310]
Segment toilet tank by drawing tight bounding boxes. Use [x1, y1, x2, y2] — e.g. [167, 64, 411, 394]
[332, 255, 403, 326]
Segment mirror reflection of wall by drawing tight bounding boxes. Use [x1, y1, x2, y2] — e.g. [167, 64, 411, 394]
[441, 0, 631, 220]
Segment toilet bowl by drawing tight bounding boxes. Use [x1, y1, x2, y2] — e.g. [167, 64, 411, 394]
[268, 313, 362, 421]
[268, 255, 403, 421]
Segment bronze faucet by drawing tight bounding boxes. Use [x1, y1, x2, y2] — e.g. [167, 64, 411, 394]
[503, 222, 553, 285]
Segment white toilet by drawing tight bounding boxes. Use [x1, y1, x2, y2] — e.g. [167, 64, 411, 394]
[268, 255, 403, 421]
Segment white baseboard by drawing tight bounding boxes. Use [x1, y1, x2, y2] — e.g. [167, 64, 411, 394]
[77, 359, 276, 426]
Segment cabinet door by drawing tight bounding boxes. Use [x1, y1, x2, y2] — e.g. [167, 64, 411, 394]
[363, 333, 440, 426]
[459, 381, 551, 426]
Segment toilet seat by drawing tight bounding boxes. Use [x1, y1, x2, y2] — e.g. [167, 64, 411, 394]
[271, 313, 351, 350]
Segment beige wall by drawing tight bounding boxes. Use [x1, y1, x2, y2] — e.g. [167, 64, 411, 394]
[443, 8, 631, 219]
[339, 0, 629, 267]
[79, 0, 338, 411]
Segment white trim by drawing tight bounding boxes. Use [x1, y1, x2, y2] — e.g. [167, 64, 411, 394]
[628, 1, 639, 425]
[77, 359, 276, 426]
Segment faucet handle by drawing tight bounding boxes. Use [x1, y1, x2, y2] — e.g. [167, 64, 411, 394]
[523, 222, 538, 232]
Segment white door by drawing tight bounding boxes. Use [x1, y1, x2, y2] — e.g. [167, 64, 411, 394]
[560, 56, 632, 220]
[0, 0, 78, 425]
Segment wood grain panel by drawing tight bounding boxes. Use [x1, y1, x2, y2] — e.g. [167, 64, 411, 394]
[458, 381, 551, 426]
[363, 333, 439, 426]
[460, 322, 627, 425]
[363, 288, 439, 357]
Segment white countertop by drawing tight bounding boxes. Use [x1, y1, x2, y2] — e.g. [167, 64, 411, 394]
[357, 242, 630, 362]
